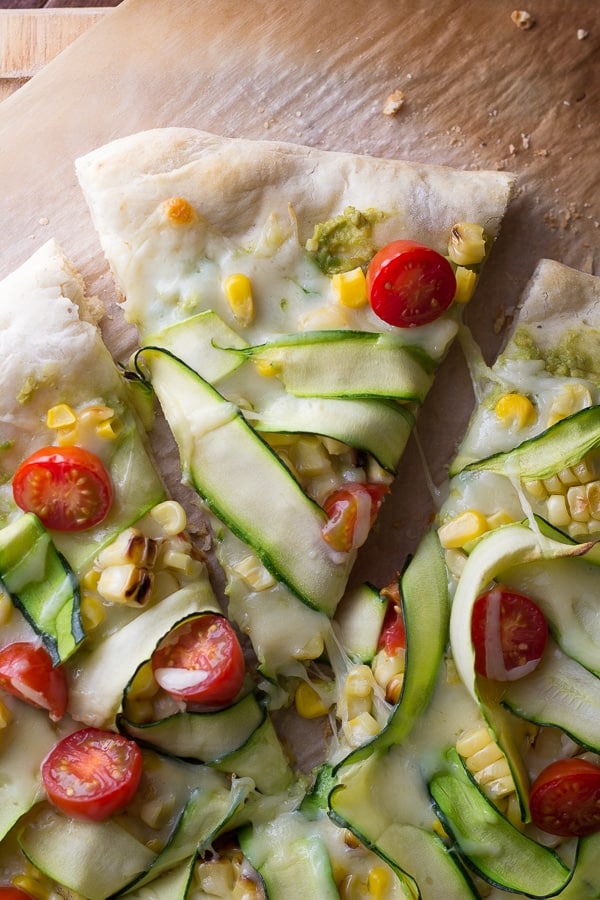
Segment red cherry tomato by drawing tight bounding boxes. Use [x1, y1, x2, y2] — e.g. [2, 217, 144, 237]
[0, 889, 35, 899]
[13, 445, 113, 532]
[471, 586, 548, 681]
[41, 727, 142, 822]
[0, 642, 67, 721]
[321, 483, 389, 553]
[366, 240, 457, 328]
[530, 758, 600, 837]
[151, 614, 245, 708]
[378, 592, 406, 655]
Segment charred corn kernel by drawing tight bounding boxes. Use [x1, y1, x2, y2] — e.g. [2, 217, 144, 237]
[385, 673, 404, 705]
[448, 222, 486, 266]
[453, 265, 478, 304]
[46, 403, 77, 429]
[332, 267, 368, 308]
[295, 681, 330, 718]
[368, 866, 391, 899]
[546, 493, 571, 528]
[80, 593, 105, 632]
[234, 554, 276, 591]
[149, 500, 187, 536]
[223, 273, 254, 326]
[494, 392, 536, 430]
[343, 711, 380, 746]
[438, 509, 489, 549]
[97, 529, 158, 570]
[164, 196, 196, 226]
[96, 564, 153, 606]
[547, 383, 592, 427]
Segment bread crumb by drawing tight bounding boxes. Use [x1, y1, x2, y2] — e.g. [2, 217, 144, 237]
[521, 133, 531, 150]
[38, 216, 49, 226]
[511, 10, 535, 29]
[383, 89, 406, 117]
[577, 29, 590, 40]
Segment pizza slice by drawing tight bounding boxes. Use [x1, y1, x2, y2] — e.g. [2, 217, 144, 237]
[75, 127, 514, 684]
[326, 260, 600, 899]
[0, 241, 298, 898]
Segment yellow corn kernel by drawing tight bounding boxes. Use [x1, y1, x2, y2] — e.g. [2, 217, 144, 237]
[149, 500, 187, 536]
[557, 467, 580, 486]
[295, 681, 330, 719]
[368, 866, 391, 899]
[254, 356, 281, 377]
[385, 674, 404, 705]
[523, 479, 548, 500]
[195, 857, 236, 894]
[223, 273, 254, 326]
[331, 267, 368, 308]
[80, 567, 100, 592]
[372, 648, 406, 692]
[297, 304, 349, 331]
[293, 633, 325, 661]
[432, 817, 449, 839]
[11, 874, 49, 900]
[233, 554, 276, 591]
[447, 222, 486, 266]
[437, 509, 489, 549]
[345, 665, 376, 700]
[479, 772, 515, 799]
[97, 529, 158, 570]
[129, 663, 159, 701]
[486, 509, 514, 529]
[343, 711, 380, 746]
[163, 196, 196, 226]
[567, 484, 590, 522]
[0, 697, 12, 730]
[547, 383, 592, 427]
[468, 741, 503, 772]
[456, 725, 494, 758]
[543, 474, 565, 495]
[289, 437, 331, 477]
[80, 592, 105, 632]
[452, 265, 478, 304]
[0, 586, 13, 626]
[95, 417, 121, 440]
[494, 393, 536, 430]
[46, 403, 77, 430]
[546, 493, 571, 527]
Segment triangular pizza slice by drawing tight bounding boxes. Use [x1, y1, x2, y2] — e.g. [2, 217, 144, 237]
[76, 128, 514, 684]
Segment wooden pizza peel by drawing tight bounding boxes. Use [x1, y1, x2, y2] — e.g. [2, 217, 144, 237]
[0, 0, 597, 587]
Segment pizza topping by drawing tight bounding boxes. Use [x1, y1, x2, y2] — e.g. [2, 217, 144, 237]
[47, 403, 121, 450]
[456, 724, 517, 810]
[13, 445, 113, 532]
[151, 614, 246, 708]
[511, 9, 535, 29]
[382, 89, 406, 117]
[438, 508, 491, 549]
[471, 586, 548, 681]
[162, 196, 197, 226]
[0, 889, 35, 900]
[366, 240, 457, 328]
[447, 222, 486, 267]
[41, 727, 143, 821]
[494, 392, 537, 430]
[223, 273, 255, 326]
[523, 452, 600, 539]
[529, 757, 600, 836]
[331, 266, 368, 308]
[0, 642, 68, 721]
[306, 206, 384, 275]
[321, 482, 389, 552]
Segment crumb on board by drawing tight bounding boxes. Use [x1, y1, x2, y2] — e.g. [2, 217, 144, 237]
[511, 10, 535, 29]
[383, 89, 406, 117]
[577, 29, 590, 40]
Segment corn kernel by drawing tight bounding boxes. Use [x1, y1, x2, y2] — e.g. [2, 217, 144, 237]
[385, 674, 404, 705]
[546, 493, 571, 527]
[223, 273, 254, 326]
[297, 304, 349, 331]
[372, 648, 406, 691]
[587, 482, 600, 518]
[438, 509, 489, 549]
[293, 633, 325, 661]
[543, 475, 565, 495]
[163, 196, 196, 226]
[494, 393, 536, 430]
[295, 681, 330, 719]
[331, 267, 368, 308]
[129, 663, 159, 701]
[456, 725, 493, 758]
[523, 479, 548, 500]
[149, 500, 187, 536]
[468, 741, 503, 771]
[254, 356, 281, 377]
[345, 665, 376, 700]
[453, 265, 478, 304]
[140, 795, 176, 829]
[448, 222, 486, 266]
[567, 484, 590, 522]
[80, 592, 105, 632]
[97, 564, 153, 606]
[368, 866, 390, 899]
[233, 554, 276, 591]
[432, 817, 449, 839]
[0, 586, 12, 626]
[343, 711, 380, 746]
[481, 774, 516, 800]
[46, 403, 77, 429]
[547, 383, 592, 427]
[557, 467, 580, 486]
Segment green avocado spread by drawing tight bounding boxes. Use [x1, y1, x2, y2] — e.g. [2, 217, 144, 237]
[510, 325, 600, 382]
[306, 206, 386, 275]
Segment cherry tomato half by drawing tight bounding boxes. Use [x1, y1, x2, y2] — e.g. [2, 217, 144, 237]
[366, 240, 457, 328]
[152, 614, 246, 708]
[530, 758, 600, 837]
[41, 727, 142, 822]
[0, 888, 35, 900]
[321, 483, 389, 553]
[0, 642, 67, 721]
[13, 445, 113, 532]
[377, 588, 406, 656]
[471, 586, 548, 681]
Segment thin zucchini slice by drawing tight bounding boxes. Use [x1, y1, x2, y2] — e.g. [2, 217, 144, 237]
[137, 347, 353, 615]
[429, 748, 571, 897]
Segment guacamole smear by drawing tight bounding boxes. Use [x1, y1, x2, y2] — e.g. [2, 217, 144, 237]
[306, 206, 386, 275]
[510, 326, 600, 382]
